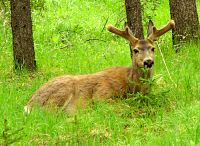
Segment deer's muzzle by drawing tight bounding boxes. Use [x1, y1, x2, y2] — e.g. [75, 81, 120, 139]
[144, 59, 154, 68]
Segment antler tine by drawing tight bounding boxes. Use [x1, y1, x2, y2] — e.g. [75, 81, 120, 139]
[148, 20, 175, 41]
[107, 25, 138, 44]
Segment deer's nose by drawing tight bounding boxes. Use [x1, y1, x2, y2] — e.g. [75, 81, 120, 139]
[144, 59, 154, 68]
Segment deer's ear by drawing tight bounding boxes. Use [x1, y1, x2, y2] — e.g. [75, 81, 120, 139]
[147, 20, 154, 37]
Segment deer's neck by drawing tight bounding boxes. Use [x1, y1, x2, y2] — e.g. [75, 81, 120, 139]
[128, 64, 153, 94]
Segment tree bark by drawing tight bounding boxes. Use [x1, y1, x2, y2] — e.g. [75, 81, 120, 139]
[10, 0, 36, 70]
[169, 0, 200, 46]
[125, 0, 144, 58]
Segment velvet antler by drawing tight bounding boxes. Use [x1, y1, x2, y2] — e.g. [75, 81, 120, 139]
[107, 25, 138, 45]
[148, 20, 175, 41]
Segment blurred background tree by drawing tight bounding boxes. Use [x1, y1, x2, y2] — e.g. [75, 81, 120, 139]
[125, 0, 144, 58]
[169, 0, 200, 48]
[10, 0, 36, 70]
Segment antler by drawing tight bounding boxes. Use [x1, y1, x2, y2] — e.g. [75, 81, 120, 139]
[107, 25, 138, 45]
[148, 20, 175, 41]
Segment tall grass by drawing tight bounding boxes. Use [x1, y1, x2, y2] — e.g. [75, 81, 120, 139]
[0, 0, 200, 145]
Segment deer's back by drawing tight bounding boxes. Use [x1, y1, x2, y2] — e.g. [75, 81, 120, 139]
[26, 66, 131, 111]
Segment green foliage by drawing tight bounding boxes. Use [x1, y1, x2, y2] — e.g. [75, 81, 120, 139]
[0, 0, 45, 25]
[31, 0, 45, 11]
[0, 0, 9, 14]
[0, 0, 10, 25]
[0, 0, 200, 145]
[141, 0, 161, 23]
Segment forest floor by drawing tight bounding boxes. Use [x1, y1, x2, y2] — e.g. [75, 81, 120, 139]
[0, 0, 200, 145]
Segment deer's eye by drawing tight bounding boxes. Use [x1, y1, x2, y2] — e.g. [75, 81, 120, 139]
[133, 48, 139, 54]
[151, 47, 155, 52]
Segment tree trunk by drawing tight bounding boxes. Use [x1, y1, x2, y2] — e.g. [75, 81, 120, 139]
[169, 0, 200, 46]
[125, 0, 144, 58]
[10, 0, 36, 70]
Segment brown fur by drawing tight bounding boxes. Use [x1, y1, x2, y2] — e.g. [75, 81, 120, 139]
[24, 20, 175, 114]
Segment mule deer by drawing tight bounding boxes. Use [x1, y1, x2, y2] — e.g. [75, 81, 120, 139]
[24, 20, 175, 114]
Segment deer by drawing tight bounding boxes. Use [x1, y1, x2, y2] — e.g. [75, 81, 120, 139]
[24, 20, 175, 114]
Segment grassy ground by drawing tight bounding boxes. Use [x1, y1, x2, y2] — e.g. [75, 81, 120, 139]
[0, 0, 200, 145]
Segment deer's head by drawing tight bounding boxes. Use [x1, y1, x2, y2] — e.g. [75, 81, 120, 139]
[107, 20, 175, 69]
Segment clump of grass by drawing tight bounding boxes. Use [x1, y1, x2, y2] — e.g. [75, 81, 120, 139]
[0, 119, 24, 145]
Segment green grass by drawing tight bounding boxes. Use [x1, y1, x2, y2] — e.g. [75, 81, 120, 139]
[0, 0, 200, 145]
